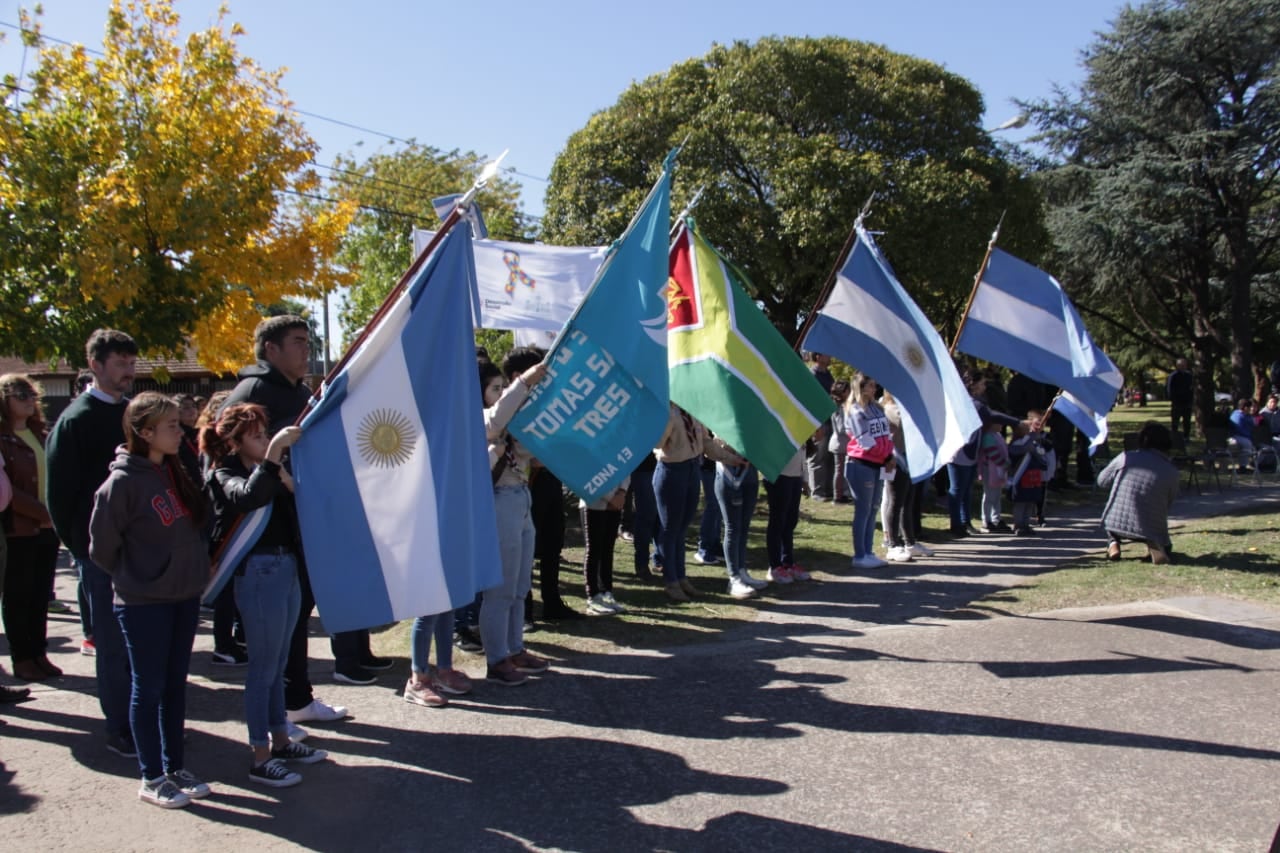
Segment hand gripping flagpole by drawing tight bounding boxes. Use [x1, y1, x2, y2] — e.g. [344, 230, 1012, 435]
[793, 192, 875, 353]
[296, 150, 509, 424]
[949, 211, 1005, 356]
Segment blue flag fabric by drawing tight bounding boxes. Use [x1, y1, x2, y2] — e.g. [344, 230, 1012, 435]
[802, 225, 982, 482]
[956, 249, 1123, 416]
[291, 226, 502, 633]
[1054, 391, 1109, 455]
[508, 159, 674, 501]
[202, 503, 271, 606]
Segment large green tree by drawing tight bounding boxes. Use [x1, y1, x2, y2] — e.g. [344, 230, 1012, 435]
[327, 145, 525, 343]
[0, 0, 353, 372]
[542, 36, 1047, 343]
[1026, 0, 1280, 424]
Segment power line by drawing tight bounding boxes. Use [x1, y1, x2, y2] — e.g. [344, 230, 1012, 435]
[0, 19, 551, 183]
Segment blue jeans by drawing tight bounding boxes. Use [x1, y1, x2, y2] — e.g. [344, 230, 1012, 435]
[763, 474, 802, 567]
[845, 459, 884, 559]
[235, 551, 301, 749]
[696, 464, 723, 561]
[947, 463, 978, 528]
[481, 485, 534, 665]
[410, 611, 454, 673]
[77, 556, 131, 738]
[714, 463, 758, 578]
[653, 458, 700, 583]
[632, 466, 662, 571]
[115, 598, 200, 780]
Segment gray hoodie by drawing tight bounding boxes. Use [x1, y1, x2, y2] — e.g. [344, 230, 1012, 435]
[89, 448, 209, 606]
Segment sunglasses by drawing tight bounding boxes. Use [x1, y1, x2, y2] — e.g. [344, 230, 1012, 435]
[10, 389, 36, 401]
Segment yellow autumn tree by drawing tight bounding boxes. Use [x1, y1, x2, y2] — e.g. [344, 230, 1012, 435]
[0, 0, 354, 372]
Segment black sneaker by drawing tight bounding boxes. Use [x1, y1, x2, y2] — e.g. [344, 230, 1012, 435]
[249, 758, 302, 788]
[360, 655, 394, 671]
[271, 741, 328, 764]
[106, 731, 137, 758]
[453, 627, 483, 653]
[211, 647, 248, 666]
[0, 684, 31, 704]
[333, 666, 376, 686]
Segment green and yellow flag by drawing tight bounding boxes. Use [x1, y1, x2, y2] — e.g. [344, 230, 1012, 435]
[667, 219, 835, 480]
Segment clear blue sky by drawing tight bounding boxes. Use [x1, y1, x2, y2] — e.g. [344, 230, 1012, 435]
[6, 0, 1127, 219]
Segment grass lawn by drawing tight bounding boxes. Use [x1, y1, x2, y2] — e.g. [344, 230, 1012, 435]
[372, 398, 1280, 664]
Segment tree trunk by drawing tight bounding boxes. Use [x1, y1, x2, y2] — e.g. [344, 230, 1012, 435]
[1228, 269, 1254, 402]
[1190, 344, 1218, 437]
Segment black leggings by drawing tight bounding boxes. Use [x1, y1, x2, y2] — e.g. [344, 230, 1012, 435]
[581, 506, 620, 598]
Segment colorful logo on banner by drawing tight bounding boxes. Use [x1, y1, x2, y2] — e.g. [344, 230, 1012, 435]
[502, 250, 536, 299]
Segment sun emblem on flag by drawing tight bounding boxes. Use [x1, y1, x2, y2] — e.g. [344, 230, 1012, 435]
[357, 409, 416, 468]
[903, 343, 927, 373]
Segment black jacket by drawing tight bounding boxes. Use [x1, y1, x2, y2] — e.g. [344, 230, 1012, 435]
[220, 361, 312, 435]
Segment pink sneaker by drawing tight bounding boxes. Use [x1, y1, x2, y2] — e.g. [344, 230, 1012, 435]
[766, 566, 794, 584]
[430, 666, 473, 696]
[787, 564, 811, 581]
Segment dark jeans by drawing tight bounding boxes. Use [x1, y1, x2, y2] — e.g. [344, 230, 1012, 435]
[632, 464, 662, 572]
[211, 581, 240, 653]
[946, 463, 978, 529]
[284, 559, 369, 710]
[77, 556, 131, 737]
[806, 438, 835, 500]
[1170, 404, 1192, 440]
[697, 464, 723, 559]
[764, 474, 802, 568]
[580, 506, 620, 597]
[654, 458, 699, 582]
[2, 529, 58, 662]
[115, 597, 200, 780]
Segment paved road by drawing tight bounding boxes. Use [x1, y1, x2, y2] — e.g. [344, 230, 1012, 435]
[2, 485, 1278, 851]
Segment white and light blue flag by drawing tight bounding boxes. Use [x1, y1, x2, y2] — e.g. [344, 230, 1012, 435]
[802, 224, 981, 482]
[508, 154, 675, 501]
[1053, 390, 1109, 455]
[956, 249, 1124, 415]
[291, 226, 502, 634]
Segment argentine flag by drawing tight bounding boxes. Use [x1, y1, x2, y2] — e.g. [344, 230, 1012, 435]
[956, 249, 1123, 416]
[802, 225, 981, 482]
[291, 226, 502, 633]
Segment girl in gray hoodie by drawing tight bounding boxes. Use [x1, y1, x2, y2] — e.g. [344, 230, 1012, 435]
[89, 392, 210, 810]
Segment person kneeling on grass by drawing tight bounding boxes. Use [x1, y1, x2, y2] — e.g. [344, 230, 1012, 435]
[1097, 421, 1179, 565]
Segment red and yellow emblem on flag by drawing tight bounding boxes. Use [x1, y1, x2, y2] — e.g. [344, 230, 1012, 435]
[667, 219, 835, 481]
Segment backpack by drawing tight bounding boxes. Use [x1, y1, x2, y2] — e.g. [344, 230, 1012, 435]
[1257, 445, 1278, 474]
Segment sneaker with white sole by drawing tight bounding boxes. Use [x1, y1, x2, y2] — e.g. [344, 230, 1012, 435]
[586, 595, 616, 615]
[886, 546, 913, 563]
[166, 769, 210, 799]
[286, 721, 309, 743]
[271, 741, 328, 764]
[599, 591, 625, 612]
[430, 667, 473, 696]
[909, 542, 935, 558]
[851, 554, 888, 570]
[286, 699, 347, 723]
[766, 566, 793, 584]
[788, 564, 811, 581]
[727, 577, 757, 599]
[138, 776, 191, 809]
[738, 569, 768, 589]
[248, 758, 301, 788]
[403, 678, 448, 708]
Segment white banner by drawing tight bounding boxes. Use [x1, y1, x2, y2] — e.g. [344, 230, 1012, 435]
[413, 229, 604, 333]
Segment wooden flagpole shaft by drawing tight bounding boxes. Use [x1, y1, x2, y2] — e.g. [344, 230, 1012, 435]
[949, 212, 1005, 356]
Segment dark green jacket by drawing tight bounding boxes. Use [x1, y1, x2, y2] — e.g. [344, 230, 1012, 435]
[46, 393, 128, 561]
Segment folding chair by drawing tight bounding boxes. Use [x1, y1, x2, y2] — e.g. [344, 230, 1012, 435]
[1202, 427, 1239, 487]
[1169, 429, 1207, 493]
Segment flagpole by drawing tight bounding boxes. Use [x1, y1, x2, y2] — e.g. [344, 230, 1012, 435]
[949, 211, 1005, 355]
[792, 192, 875, 353]
[670, 185, 706, 238]
[295, 151, 508, 422]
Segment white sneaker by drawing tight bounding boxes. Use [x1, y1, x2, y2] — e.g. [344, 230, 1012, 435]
[886, 546, 913, 563]
[286, 721, 309, 743]
[286, 698, 348, 724]
[851, 554, 887, 570]
[766, 566, 794, 584]
[909, 542, 935, 558]
[727, 577, 757, 599]
[599, 591, 625, 612]
[586, 595, 616, 615]
[738, 569, 768, 589]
